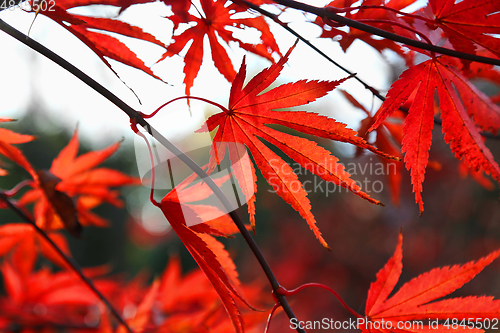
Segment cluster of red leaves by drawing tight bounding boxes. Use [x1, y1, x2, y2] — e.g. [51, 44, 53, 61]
[0, 253, 267, 332]
[31, 0, 281, 96]
[0, 127, 138, 272]
[159, 0, 281, 96]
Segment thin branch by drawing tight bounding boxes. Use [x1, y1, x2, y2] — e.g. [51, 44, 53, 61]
[0, 192, 133, 333]
[0, 18, 305, 333]
[269, 0, 500, 66]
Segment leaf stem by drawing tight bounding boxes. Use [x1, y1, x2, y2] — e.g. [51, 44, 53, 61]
[3, 179, 34, 197]
[0, 18, 304, 333]
[144, 96, 230, 119]
[0, 192, 134, 333]
[277, 283, 362, 319]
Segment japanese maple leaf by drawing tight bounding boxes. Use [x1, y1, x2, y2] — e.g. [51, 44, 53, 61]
[159, 186, 251, 333]
[0, 118, 36, 178]
[32, 0, 166, 83]
[159, 0, 281, 96]
[156, 257, 264, 332]
[200, 43, 398, 249]
[361, 233, 500, 332]
[0, 223, 70, 276]
[428, 0, 500, 59]
[19, 130, 139, 232]
[369, 56, 500, 213]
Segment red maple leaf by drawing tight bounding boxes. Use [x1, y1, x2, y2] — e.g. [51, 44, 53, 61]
[369, 56, 500, 212]
[155, 256, 267, 332]
[200, 43, 398, 249]
[19, 130, 139, 232]
[159, 187, 251, 333]
[0, 118, 36, 178]
[428, 0, 500, 59]
[0, 262, 118, 329]
[361, 233, 500, 332]
[159, 0, 281, 97]
[32, 0, 166, 82]
[0, 224, 70, 276]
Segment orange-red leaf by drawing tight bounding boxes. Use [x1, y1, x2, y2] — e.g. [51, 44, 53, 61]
[159, 0, 281, 96]
[19, 130, 139, 231]
[362, 234, 500, 332]
[0, 119, 36, 178]
[0, 224, 70, 275]
[201, 44, 397, 249]
[370, 57, 500, 213]
[429, 0, 500, 59]
[34, 0, 166, 82]
[160, 190, 248, 333]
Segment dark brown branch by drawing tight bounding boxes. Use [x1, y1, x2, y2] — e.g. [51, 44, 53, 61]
[269, 0, 500, 66]
[0, 18, 305, 333]
[0, 192, 133, 333]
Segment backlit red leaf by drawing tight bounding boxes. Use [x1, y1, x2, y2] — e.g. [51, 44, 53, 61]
[19, 130, 139, 231]
[34, 0, 166, 82]
[0, 119, 36, 178]
[362, 234, 500, 332]
[159, 0, 280, 96]
[160, 190, 249, 333]
[429, 0, 500, 59]
[201, 43, 398, 249]
[369, 56, 500, 212]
